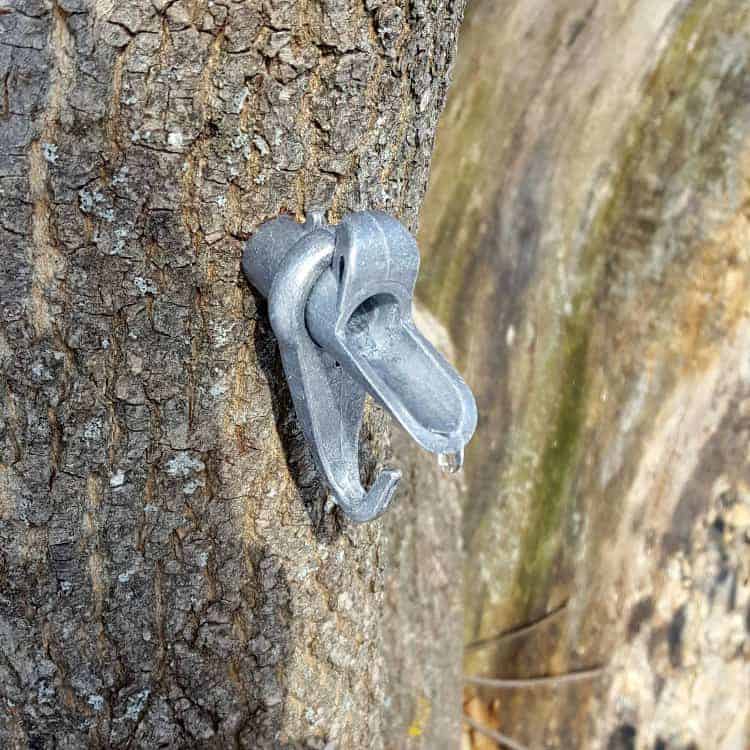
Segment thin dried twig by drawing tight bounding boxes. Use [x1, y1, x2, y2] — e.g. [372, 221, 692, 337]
[463, 714, 530, 750]
[465, 665, 606, 689]
[465, 601, 568, 651]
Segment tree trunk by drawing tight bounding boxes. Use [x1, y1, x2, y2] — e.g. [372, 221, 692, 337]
[418, 0, 750, 747]
[0, 0, 465, 747]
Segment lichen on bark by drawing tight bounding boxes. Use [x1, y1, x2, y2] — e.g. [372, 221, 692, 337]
[0, 0, 465, 747]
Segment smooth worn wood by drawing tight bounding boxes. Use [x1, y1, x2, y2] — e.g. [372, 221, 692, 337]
[419, 0, 750, 747]
[0, 0, 465, 747]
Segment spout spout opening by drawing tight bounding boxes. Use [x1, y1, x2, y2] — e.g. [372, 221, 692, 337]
[343, 294, 476, 453]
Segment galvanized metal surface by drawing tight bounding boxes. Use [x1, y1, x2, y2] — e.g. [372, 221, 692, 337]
[243, 210, 477, 522]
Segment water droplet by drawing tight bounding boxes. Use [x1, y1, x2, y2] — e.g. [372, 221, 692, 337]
[438, 448, 463, 474]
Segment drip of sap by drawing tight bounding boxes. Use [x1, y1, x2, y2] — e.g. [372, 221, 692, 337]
[438, 448, 464, 474]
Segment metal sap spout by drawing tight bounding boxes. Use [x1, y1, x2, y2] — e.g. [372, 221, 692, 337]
[306, 212, 477, 457]
[242, 210, 478, 522]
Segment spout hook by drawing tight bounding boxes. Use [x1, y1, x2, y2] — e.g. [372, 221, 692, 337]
[264, 221, 401, 523]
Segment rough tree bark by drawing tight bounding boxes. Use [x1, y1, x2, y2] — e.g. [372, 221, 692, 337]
[0, 0, 464, 747]
[418, 0, 750, 748]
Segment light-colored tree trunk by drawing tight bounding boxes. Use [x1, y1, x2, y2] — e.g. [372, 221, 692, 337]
[0, 0, 465, 747]
[418, 0, 750, 747]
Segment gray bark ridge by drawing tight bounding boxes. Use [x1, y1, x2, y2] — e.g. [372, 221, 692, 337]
[0, 0, 464, 747]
